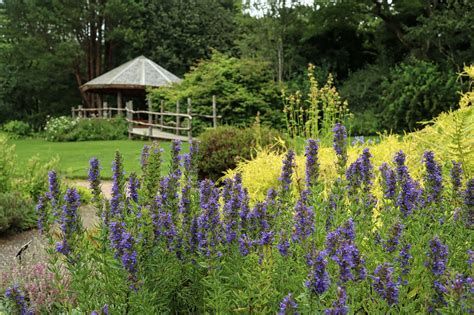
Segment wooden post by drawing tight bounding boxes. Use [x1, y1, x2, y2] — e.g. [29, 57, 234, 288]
[148, 98, 153, 139]
[71, 107, 76, 119]
[126, 101, 133, 139]
[212, 95, 217, 128]
[117, 91, 123, 117]
[160, 100, 164, 132]
[187, 98, 192, 143]
[97, 94, 102, 118]
[103, 102, 108, 118]
[78, 105, 83, 118]
[176, 100, 180, 135]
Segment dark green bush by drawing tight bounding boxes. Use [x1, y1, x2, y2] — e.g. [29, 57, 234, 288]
[45, 117, 128, 141]
[0, 192, 36, 234]
[379, 59, 460, 132]
[347, 109, 380, 136]
[2, 120, 31, 139]
[197, 125, 283, 181]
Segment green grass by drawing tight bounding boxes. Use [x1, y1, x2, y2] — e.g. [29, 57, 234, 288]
[8, 137, 189, 179]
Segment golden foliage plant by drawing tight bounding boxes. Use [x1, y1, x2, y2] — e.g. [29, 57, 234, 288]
[225, 65, 473, 202]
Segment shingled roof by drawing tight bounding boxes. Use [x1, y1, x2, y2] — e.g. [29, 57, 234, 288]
[80, 56, 181, 93]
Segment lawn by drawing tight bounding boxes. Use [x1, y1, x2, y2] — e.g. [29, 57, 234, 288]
[8, 137, 189, 179]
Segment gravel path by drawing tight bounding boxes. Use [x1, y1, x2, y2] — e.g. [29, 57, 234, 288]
[0, 204, 99, 273]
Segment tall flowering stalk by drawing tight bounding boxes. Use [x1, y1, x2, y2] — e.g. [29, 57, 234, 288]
[108, 221, 138, 289]
[394, 151, 422, 217]
[5, 284, 33, 315]
[326, 219, 366, 283]
[325, 286, 348, 315]
[47, 170, 61, 216]
[88, 157, 101, 203]
[279, 149, 295, 191]
[305, 139, 320, 188]
[140, 144, 150, 172]
[36, 195, 48, 234]
[142, 142, 162, 203]
[305, 249, 330, 295]
[398, 244, 412, 275]
[333, 123, 348, 174]
[128, 172, 140, 204]
[423, 151, 443, 204]
[56, 188, 81, 256]
[384, 222, 403, 253]
[450, 161, 463, 194]
[110, 151, 125, 218]
[346, 148, 376, 210]
[292, 191, 315, 242]
[426, 236, 448, 277]
[197, 180, 221, 256]
[371, 263, 400, 305]
[223, 175, 246, 243]
[379, 163, 396, 200]
[278, 293, 299, 315]
[464, 178, 474, 227]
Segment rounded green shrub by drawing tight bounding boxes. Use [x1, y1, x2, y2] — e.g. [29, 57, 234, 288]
[0, 192, 35, 234]
[2, 120, 32, 139]
[197, 125, 283, 181]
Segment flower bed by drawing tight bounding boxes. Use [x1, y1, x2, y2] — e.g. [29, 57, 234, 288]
[2, 125, 473, 314]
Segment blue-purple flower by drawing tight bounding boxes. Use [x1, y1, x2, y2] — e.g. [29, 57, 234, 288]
[292, 191, 315, 242]
[464, 178, 474, 227]
[36, 195, 47, 234]
[450, 161, 463, 194]
[279, 150, 295, 191]
[47, 170, 61, 216]
[398, 244, 412, 275]
[371, 263, 399, 305]
[278, 293, 299, 315]
[56, 188, 81, 256]
[5, 284, 33, 315]
[379, 163, 396, 200]
[426, 236, 448, 277]
[325, 286, 348, 315]
[305, 139, 320, 188]
[423, 151, 443, 203]
[88, 157, 101, 202]
[305, 250, 330, 295]
[384, 222, 403, 253]
[333, 123, 348, 173]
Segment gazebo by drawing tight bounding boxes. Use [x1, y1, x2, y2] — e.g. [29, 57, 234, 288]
[80, 55, 181, 112]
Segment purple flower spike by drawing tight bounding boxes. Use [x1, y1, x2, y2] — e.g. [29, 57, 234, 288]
[56, 188, 81, 256]
[279, 149, 295, 191]
[426, 236, 448, 277]
[384, 222, 403, 253]
[450, 161, 463, 193]
[379, 163, 396, 200]
[371, 263, 400, 305]
[333, 123, 348, 172]
[325, 286, 348, 315]
[5, 284, 33, 315]
[88, 157, 101, 202]
[423, 151, 443, 203]
[464, 179, 474, 227]
[278, 293, 299, 315]
[305, 139, 320, 188]
[305, 250, 330, 295]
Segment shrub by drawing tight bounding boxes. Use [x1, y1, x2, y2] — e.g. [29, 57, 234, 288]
[148, 51, 283, 134]
[2, 120, 31, 139]
[0, 192, 35, 234]
[379, 59, 460, 132]
[44, 116, 127, 142]
[0, 135, 15, 192]
[197, 125, 283, 181]
[44, 116, 78, 141]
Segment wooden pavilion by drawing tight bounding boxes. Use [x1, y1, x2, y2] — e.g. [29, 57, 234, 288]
[80, 56, 181, 113]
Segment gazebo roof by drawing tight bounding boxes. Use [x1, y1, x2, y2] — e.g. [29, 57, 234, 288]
[80, 56, 181, 93]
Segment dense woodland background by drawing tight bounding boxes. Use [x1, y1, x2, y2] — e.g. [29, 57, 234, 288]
[0, 0, 473, 134]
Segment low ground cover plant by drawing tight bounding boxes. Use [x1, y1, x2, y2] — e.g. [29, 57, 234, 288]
[2, 125, 472, 313]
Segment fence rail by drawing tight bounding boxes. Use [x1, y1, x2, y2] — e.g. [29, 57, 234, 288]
[71, 96, 220, 142]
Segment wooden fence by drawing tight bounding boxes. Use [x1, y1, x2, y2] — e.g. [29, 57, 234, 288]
[71, 96, 220, 142]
